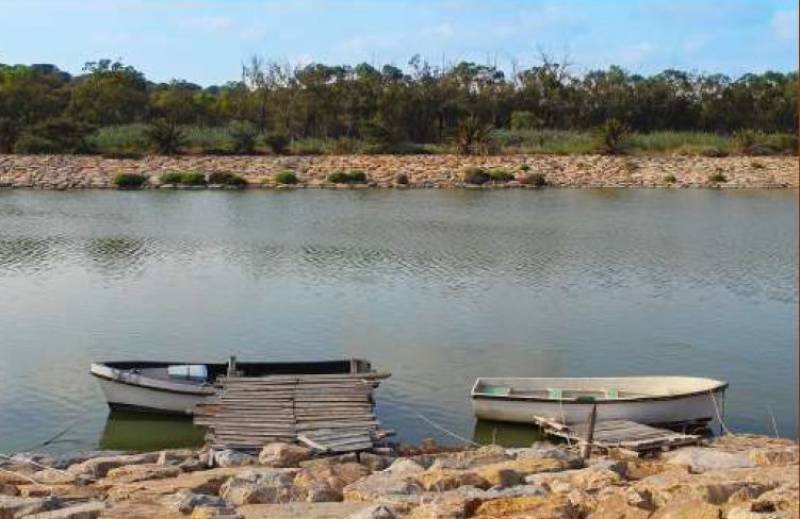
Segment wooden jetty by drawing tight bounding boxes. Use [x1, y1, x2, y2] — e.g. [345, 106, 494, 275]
[194, 373, 391, 453]
[533, 415, 701, 456]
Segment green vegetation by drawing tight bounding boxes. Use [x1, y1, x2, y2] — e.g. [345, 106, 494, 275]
[519, 172, 547, 187]
[488, 168, 515, 182]
[663, 173, 677, 184]
[462, 167, 491, 185]
[113, 173, 147, 189]
[328, 170, 367, 184]
[0, 59, 796, 156]
[273, 170, 298, 184]
[709, 172, 728, 183]
[395, 173, 409, 185]
[208, 171, 247, 186]
[159, 171, 206, 185]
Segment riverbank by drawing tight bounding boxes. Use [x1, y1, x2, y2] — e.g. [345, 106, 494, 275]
[0, 154, 797, 190]
[0, 434, 796, 518]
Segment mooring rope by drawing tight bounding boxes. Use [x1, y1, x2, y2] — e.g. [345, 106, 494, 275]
[709, 390, 734, 436]
[411, 410, 479, 446]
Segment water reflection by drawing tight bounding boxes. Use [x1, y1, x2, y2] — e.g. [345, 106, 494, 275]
[99, 412, 205, 451]
[472, 420, 547, 447]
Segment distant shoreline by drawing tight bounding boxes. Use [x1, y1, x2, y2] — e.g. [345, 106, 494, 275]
[1, 154, 797, 190]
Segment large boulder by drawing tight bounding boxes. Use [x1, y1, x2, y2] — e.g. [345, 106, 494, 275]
[345, 504, 397, 518]
[293, 462, 372, 502]
[665, 448, 755, 473]
[650, 499, 721, 519]
[66, 452, 158, 478]
[236, 502, 378, 519]
[104, 463, 181, 484]
[0, 495, 62, 518]
[748, 447, 799, 467]
[165, 489, 229, 514]
[475, 457, 570, 488]
[21, 501, 105, 519]
[416, 469, 490, 492]
[426, 445, 511, 471]
[342, 463, 423, 504]
[258, 443, 312, 468]
[219, 468, 300, 505]
[30, 469, 77, 485]
[214, 450, 257, 468]
[472, 495, 580, 519]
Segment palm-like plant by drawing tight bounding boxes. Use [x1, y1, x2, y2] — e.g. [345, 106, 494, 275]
[145, 119, 186, 155]
[456, 115, 494, 155]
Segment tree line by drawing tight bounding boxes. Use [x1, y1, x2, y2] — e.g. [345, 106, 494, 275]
[0, 56, 796, 154]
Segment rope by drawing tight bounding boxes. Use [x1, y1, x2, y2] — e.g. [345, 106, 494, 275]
[411, 410, 479, 447]
[765, 403, 780, 438]
[558, 399, 572, 447]
[709, 390, 734, 436]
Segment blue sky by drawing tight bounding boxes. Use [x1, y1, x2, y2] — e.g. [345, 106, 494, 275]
[0, 0, 797, 85]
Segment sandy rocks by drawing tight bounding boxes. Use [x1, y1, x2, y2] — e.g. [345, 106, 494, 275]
[104, 463, 182, 484]
[0, 495, 62, 517]
[22, 500, 105, 519]
[219, 468, 300, 505]
[258, 443, 312, 468]
[66, 452, 158, 478]
[666, 447, 756, 472]
[213, 450, 256, 469]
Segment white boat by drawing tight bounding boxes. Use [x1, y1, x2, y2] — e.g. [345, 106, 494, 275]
[471, 376, 728, 428]
[91, 358, 383, 416]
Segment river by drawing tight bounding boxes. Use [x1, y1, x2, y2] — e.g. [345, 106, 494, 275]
[0, 189, 796, 452]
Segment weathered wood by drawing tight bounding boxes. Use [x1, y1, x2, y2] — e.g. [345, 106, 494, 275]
[580, 404, 598, 459]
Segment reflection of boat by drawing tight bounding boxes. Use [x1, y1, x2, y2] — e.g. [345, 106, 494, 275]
[471, 376, 728, 428]
[100, 411, 205, 451]
[91, 358, 383, 415]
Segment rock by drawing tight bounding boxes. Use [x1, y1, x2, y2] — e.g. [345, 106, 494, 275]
[416, 469, 490, 492]
[165, 489, 229, 513]
[356, 453, 394, 472]
[666, 447, 755, 472]
[180, 458, 207, 473]
[650, 499, 721, 519]
[483, 484, 548, 499]
[476, 457, 570, 487]
[237, 502, 377, 519]
[66, 452, 158, 478]
[157, 449, 196, 466]
[0, 484, 18, 497]
[342, 466, 423, 503]
[105, 468, 242, 502]
[383, 459, 424, 476]
[473, 495, 580, 519]
[588, 494, 651, 519]
[293, 462, 371, 502]
[258, 443, 312, 468]
[30, 469, 77, 485]
[219, 468, 300, 505]
[213, 450, 256, 468]
[104, 463, 181, 483]
[22, 501, 105, 519]
[0, 495, 62, 518]
[510, 443, 584, 468]
[191, 504, 240, 519]
[749, 448, 799, 467]
[428, 446, 511, 471]
[345, 503, 396, 518]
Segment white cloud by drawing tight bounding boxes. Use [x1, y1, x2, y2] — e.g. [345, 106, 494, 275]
[617, 42, 654, 65]
[771, 9, 798, 41]
[682, 34, 707, 53]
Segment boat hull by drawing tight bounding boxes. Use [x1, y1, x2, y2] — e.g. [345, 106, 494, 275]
[472, 388, 725, 427]
[95, 377, 209, 415]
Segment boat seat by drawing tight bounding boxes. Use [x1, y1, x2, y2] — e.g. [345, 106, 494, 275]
[605, 388, 619, 399]
[482, 385, 511, 397]
[547, 388, 563, 400]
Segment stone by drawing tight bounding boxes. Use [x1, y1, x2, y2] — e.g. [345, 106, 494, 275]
[22, 501, 105, 519]
[473, 495, 580, 519]
[179, 458, 207, 473]
[356, 453, 393, 472]
[650, 499, 721, 519]
[416, 469, 490, 492]
[190, 504, 239, 519]
[428, 446, 511, 471]
[104, 463, 181, 483]
[218, 468, 300, 505]
[237, 502, 376, 519]
[510, 443, 584, 468]
[666, 447, 755, 472]
[0, 495, 62, 518]
[476, 457, 570, 487]
[30, 469, 76, 485]
[165, 489, 229, 514]
[342, 467, 423, 503]
[293, 462, 371, 502]
[588, 494, 651, 519]
[213, 450, 256, 469]
[0, 484, 18, 497]
[157, 449, 196, 466]
[258, 443, 312, 468]
[749, 448, 799, 467]
[66, 452, 158, 478]
[345, 504, 396, 518]
[383, 458, 425, 476]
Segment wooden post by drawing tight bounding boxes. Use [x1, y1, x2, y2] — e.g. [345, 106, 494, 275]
[227, 356, 237, 378]
[581, 404, 598, 459]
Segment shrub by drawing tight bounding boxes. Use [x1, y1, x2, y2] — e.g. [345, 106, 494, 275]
[462, 166, 490, 185]
[14, 134, 60, 154]
[708, 172, 728, 183]
[145, 119, 186, 155]
[102, 150, 144, 160]
[510, 111, 542, 130]
[520, 164, 531, 172]
[488, 169, 515, 182]
[159, 171, 206, 185]
[265, 133, 289, 155]
[328, 170, 367, 184]
[326, 137, 359, 155]
[228, 121, 259, 154]
[289, 138, 324, 155]
[208, 171, 247, 186]
[697, 146, 729, 157]
[594, 118, 630, 155]
[750, 160, 766, 169]
[395, 173, 409, 185]
[113, 173, 147, 189]
[663, 173, 677, 184]
[520, 172, 547, 187]
[456, 116, 494, 155]
[273, 170, 299, 185]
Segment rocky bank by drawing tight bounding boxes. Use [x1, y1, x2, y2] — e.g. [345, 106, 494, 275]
[0, 154, 797, 189]
[0, 434, 796, 519]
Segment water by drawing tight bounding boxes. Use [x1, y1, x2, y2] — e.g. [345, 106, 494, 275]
[0, 189, 796, 452]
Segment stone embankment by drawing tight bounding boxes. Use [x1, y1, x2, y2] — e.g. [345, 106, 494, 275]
[0, 434, 797, 518]
[0, 154, 797, 189]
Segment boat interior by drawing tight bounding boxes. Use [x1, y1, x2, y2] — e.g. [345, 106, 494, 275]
[473, 376, 726, 401]
[101, 359, 372, 385]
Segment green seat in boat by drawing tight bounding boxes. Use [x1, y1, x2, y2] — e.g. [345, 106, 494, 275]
[482, 385, 511, 397]
[605, 388, 619, 399]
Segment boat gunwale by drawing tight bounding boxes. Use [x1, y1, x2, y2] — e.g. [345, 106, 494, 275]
[470, 376, 728, 404]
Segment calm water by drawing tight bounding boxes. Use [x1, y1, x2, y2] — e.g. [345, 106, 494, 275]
[0, 189, 796, 453]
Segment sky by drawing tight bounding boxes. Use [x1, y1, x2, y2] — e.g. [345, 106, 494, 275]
[0, 0, 797, 85]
